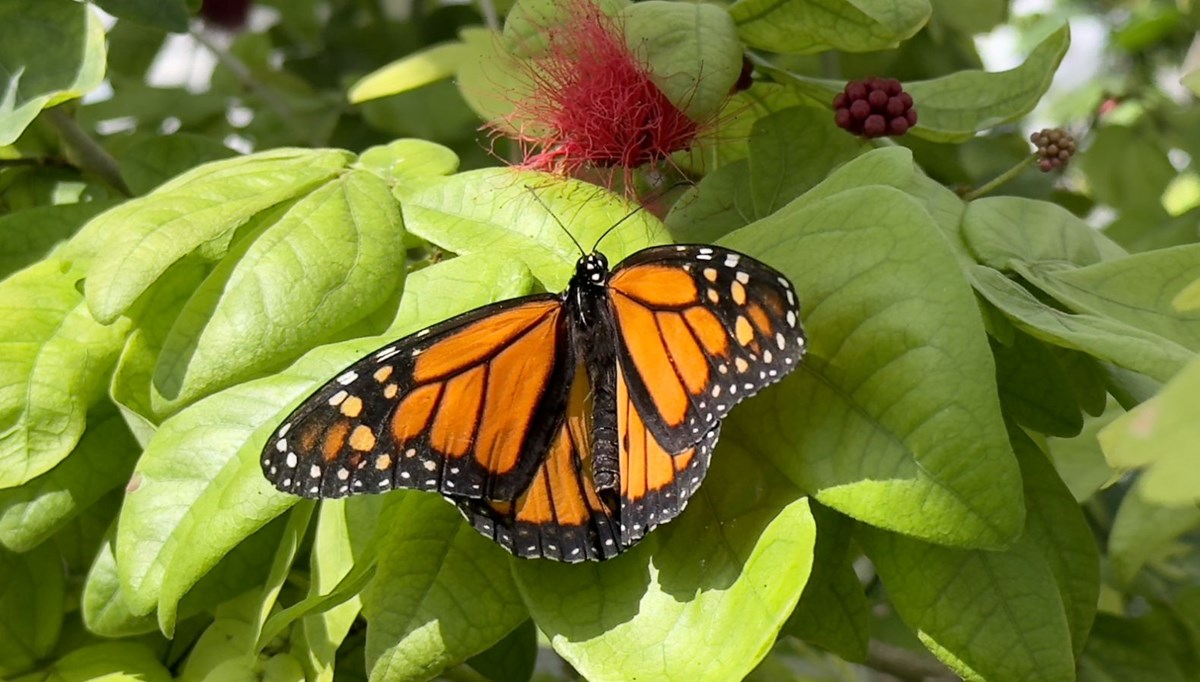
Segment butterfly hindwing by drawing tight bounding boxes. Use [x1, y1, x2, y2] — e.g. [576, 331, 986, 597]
[607, 244, 806, 452]
[261, 294, 572, 503]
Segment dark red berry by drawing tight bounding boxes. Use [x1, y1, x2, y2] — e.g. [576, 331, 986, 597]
[833, 76, 917, 138]
[1030, 127, 1076, 172]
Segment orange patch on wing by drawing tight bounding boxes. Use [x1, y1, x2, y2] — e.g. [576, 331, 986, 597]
[747, 302, 773, 336]
[683, 306, 729, 357]
[430, 366, 486, 458]
[735, 316, 754, 346]
[515, 468, 553, 524]
[322, 421, 350, 462]
[545, 427, 590, 525]
[413, 300, 559, 382]
[374, 365, 394, 382]
[673, 448, 695, 471]
[474, 314, 559, 474]
[349, 425, 376, 451]
[340, 395, 363, 418]
[610, 265, 698, 307]
[613, 293, 688, 426]
[655, 312, 709, 394]
[391, 383, 442, 443]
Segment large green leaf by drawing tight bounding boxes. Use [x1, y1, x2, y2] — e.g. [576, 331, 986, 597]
[0, 0, 106, 145]
[769, 25, 1070, 143]
[362, 495, 527, 682]
[83, 148, 354, 324]
[150, 169, 406, 411]
[348, 43, 469, 103]
[1018, 244, 1200, 354]
[0, 409, 137, 552]
[0, 200, 117, 278]
[1011, 429, 1099, 658]
[0, 543, 64, 676]
[0, 258, 131, 489]
[992, 332, 1085, 437]
[118, 133, 239, 195]
[963, 196, 1126, 271]
[667, 107, 867, 243]
[92, 0, 190, 32]
[721, 188, 1024, 547]
[1079, 613, 1192, 682]
[783, 504, 869, 662]
[516, 442, 816, 682]
[861, 512, 1075, 680]
[972, 265, 1192, 383]
[1045, 401, 1122, 502]
[115, 254, 536, 622]
[731, 0, 931, 54]
[402, 169, 670, 290]
[621, 1, 742, 120]
[81, 530, 158, 638]
[29, 642, 173, 682]
[1099, 356, 1200, 506]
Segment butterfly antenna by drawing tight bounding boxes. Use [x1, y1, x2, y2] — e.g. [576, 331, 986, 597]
[525, 185, 586, 258]
[591, 179, 696, 252]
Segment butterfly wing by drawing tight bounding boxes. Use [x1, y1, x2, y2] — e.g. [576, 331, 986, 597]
[607, 244, 806, 452]
[455, 359, 717, 561]
[261, 294, 572, 503]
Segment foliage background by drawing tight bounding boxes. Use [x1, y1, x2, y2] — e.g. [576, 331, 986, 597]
[1, 0, 1199, 680]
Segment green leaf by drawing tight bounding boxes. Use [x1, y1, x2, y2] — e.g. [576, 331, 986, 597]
[861, 520, 1075, 680]
[35, 642, 173, 682]
[0, 258, 131, 489]
[115, 254, 535, 621]
[1183, 69, 1200, 97]
[81, 529, 158, 638]
[151, 169, 406, 410]
[963, 196, 1126, 272]
[466, 619, 537, 682]
[348, 43, 470, 103]
[1044, 400, 1122, 502]
[783, 504, 869, 662]
[0, 200, 117, 278]
[455, 28, 528, 130]
[768, 25, 1069, 143]
[356, 139, 460, 186]
[992, 331, 1085, 437]
[0, 0, 107, 145]
[731, 0, 931, 54]
[1107, 477, 1200, 587]
[972, 265, 1193, 383]
[83, 148, 354, 324]
[621, 1, 742, 120]
[1099, 357, 1200, 506]
[0, 543, 65, 676]
[92, 0, 190, 32]
[667, 107, 867, 242]
[516, 445, 815, 682]
[1011, 429, 1099, 658]
[402, 169, 670, 290]
[1018, 244, 1200, 354]
[0, 409, 137, 552]
[929, 0, 1008, 34]
[362, 495, 528, 682]
[118, 133, 239, 196]
[252, 502, 315, 647]
[1079, 613, 1192, 682]
[722, 188, 1024, 547]
[178, 593, 261, 682]
[1078, 125, 1177, 216]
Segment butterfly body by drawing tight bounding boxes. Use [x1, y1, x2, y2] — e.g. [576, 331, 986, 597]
[262, 244, 806, 562]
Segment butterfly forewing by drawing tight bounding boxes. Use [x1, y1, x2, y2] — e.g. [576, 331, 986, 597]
[607, 245, 806, 452]
[261, 294, 570, 502]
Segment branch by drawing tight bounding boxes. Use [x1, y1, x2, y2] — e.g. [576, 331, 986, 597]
[865, 641, 959, 681]
[43, 107, 132, 196]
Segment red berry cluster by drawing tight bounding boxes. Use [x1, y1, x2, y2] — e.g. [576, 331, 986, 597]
[833, 78, 917, 138]
[1030, 128, 1077, 172]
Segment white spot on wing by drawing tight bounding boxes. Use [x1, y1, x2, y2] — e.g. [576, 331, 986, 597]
[336, 371, 358, 385]
[285, 452, 298, 467]
[725, 254, 740, 267]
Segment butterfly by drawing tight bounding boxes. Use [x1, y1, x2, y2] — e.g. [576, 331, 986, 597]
[261, 242, 806, 562]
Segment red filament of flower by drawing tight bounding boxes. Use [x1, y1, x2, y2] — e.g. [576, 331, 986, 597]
[502, 0, 700, 174]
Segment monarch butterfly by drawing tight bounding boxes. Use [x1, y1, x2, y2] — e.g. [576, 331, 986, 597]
[261, 240, 806, 562]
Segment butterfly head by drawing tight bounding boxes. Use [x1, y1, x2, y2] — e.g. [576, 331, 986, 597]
[574, 252, 610, 288]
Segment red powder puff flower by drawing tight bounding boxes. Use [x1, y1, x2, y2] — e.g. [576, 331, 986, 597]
[495, 0, 706, 180]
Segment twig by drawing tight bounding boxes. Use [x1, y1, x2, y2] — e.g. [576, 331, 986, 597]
[866, 640, 959, 681]
[188, 26, 321, 146]
[43, 107, 132, 196]
[962, 155, 1037, 201]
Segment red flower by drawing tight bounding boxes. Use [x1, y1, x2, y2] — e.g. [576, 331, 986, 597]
[495, 0, 704, 179]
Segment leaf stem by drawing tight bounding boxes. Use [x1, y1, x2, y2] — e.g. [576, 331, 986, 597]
[962, 155, 1037, 201]
[43, 107, 132, 197]
[477, 0, 501, 32]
